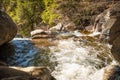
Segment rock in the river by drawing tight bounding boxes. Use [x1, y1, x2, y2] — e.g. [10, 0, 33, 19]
[108, 3, 120, 64]
[31, 29, 52, 39]
[92, 3, 120, 42]
[0, 10, 17, 46]
[85, 25, 94, 32]
[0, 66, 55, 80]
[103, 65, 120, 80]
[0, 66, 30, 79]
[49, 23, 63, 32]
[49, 22, 76, 32]
[92, 3, 120, 64]
[1, 76, 32, 80]
[63, 22, 76, 31]
[110, 18, 120, 64]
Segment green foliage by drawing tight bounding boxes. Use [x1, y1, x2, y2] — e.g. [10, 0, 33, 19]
[1, 0, 110, 36]
[1, 0, 59, 36]
[41, 0, 60, 25]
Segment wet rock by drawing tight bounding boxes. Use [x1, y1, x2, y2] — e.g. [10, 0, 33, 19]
[85, 25, 94, 32]
[49, 23, 63, 32]
[0, 10, 17, 46]
[92, 3, 120, 42]
[0, 66, 30, 79]
[109, 18, 120, 44]
[2, 76, 56, 80]
[63, 22, 76, 31]
[110, 36, 120, 64]
[0, 66, 55, 80]
[31, 29, 52, 39]
[108, 3, 120, 64]
[91, 2, 120, 64]
[49, 22, 76, 32]
[103, 65, 120, 80]
[93, 2, 120, 64]
[31, 29, 49, 37]
[31, 35, 52, 39]
[11, 66, 53, 80]
[1, 76, 32, 80]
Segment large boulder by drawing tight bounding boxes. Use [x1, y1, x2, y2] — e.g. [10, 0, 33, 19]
[92, 3, 120, 64]
[110, 17, 120, 64]
[0, 66, 56, 80]
[109, 3, 120, 64]
[0, 10, 17, 46]
[30, 29, 52, 39]
[92, 3, 120, 41]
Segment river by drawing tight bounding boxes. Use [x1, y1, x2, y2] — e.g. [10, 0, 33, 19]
[7, 31, 116, 80]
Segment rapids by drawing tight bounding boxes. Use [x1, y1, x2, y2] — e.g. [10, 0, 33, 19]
[7, 31, 116, 80]
[49, 38, 113, 80]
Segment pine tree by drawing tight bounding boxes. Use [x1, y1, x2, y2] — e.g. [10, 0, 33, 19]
[1, 0, 59, 36]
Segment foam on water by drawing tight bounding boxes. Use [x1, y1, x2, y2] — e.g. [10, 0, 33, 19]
[7, 36, 115, 80]
[88, 32, 101, 37]
[73, 30, 84, 37]
[49, 38, 113, 80]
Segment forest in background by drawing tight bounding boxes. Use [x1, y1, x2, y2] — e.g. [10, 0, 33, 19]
[0, 0, 116, 37]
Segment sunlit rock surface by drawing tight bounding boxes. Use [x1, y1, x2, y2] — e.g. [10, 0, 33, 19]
[0, 66, 55, 80]
[92, 3, 120, 42]
[31, 29, 52, 39]
[91, 2, 120, 66]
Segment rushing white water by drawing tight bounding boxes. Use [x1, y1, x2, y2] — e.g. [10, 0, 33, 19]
[7, 32, 116, 80]
[49, 38, 114, 80]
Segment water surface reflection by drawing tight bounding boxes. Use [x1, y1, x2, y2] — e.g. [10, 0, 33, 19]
[7, 38, 54, 68]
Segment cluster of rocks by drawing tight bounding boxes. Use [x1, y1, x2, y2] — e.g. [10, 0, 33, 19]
[0, 10, 55, 80]
[1, 2, 120, 79]
[30, 22, 76, 39]
[0, 66, 55, 80]
[92, 2, 120, 62]
[91, 2, 120, 80]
